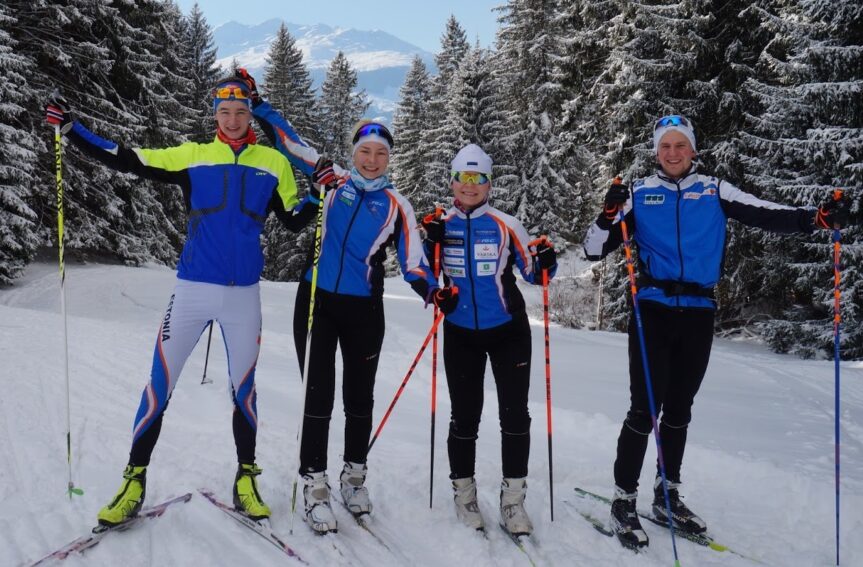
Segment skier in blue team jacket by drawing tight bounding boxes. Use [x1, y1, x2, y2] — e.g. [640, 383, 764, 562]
[234, 70, 456, 534]
[420, 144, 558, 537]
[582, 115, 852, 550]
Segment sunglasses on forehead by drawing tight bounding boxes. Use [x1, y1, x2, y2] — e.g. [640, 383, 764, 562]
[352, 123, 394, 147]
[213, 86, 249, 100]
[654, 115, 691, 130]
[451, 171, 491, 185]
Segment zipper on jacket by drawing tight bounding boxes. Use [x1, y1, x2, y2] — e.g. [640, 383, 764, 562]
[226, 167, 235, 285]
[333, 189, 365, 293]
[674, 179, 684, 307]
[465, 212, 480, 330]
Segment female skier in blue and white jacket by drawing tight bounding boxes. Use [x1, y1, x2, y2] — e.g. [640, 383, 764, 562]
[421, 144, 557, 537]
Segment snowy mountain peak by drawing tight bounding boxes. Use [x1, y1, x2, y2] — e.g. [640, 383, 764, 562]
[213, 19, 437, 122]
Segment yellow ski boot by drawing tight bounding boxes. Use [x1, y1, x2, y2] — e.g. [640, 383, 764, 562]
[97, 465, 147, 527]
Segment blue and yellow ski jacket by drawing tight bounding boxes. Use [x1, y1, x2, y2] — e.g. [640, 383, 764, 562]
[68, 122, 299, 286]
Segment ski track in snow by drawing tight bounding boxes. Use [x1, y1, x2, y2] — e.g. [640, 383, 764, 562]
[1, 262, 861, 566]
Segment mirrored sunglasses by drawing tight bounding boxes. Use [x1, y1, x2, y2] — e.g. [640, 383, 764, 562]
[451, 171, 491, 185]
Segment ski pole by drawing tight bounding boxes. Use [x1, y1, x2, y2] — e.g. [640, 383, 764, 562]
[368, 310, 447, 454]
[616, 177, 680, 566]
[200, 321, 214, 385]
[430, 206, 443, 509]
[831, 189, 843, 567]
[289, 182, 328, 534]
[54, 124, 83, 499]
[529, 236, 555, 521]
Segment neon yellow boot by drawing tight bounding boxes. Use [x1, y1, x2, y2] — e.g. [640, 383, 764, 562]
[233, 463, 270, 521]
[97, 465, 147, 526]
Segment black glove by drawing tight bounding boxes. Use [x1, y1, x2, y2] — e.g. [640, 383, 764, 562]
[236, 67, 261, 107]
[603, 180, 629, 219]
[534, 240, 557, 271]
[421, 210, 445, 244]
[432, 286, 459, 315]
[815, 192, 851, 230]
[45, 91, 74, 134]
[312, 157, 338, 190]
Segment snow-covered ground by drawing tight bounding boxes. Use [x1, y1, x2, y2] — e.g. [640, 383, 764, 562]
[2, 262, 861, 566]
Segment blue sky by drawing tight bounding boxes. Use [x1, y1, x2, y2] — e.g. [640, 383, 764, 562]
[177, 0, 504, 53]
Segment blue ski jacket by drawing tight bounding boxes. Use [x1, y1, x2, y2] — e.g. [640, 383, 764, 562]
[429, 202, 556, 330]
[252, 101, 438, 299]
[583, 168, 816, 309]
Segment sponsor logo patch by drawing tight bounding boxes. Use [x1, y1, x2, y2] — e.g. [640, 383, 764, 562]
[474, 229, 497, 236]
[444, 238, 464, 246]
[474, 243, 499, 260]
[446, 266, 466, 278]
[447, 229, 465, 237]
[644, 194, 665, 205]
[444, 257, 465, 266]
[476, 261, 496, 276]
[444, 247, 464, 256]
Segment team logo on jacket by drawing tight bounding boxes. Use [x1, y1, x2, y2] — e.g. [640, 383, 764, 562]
[643, 194, 665, 205]
[339, 187, 356, 207]
[476, 261, 496, 276]
[364, 199, 387, 220]
[683, 187, 718, 200]
[474, 243, 498, 260]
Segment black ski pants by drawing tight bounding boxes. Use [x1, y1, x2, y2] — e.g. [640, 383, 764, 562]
[293, 283, 385, 473]
[614, 301, 714, 493]
[444, 314, 532, 480]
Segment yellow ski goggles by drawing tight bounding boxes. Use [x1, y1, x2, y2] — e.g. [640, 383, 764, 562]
[451, 171, 491, 185]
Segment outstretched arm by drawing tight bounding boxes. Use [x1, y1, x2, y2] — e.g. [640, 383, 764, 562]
[252, 100, 347, 179]
[719, 181, 815, 233]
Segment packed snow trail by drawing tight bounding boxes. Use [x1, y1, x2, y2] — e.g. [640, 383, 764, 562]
[1, 262, 861, 566]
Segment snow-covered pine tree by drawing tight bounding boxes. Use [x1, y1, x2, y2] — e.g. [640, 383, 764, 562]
[435, 46, 503, 216]
[493, 0, 571, 243]
[182, 2, 221, 143]
[390, 56, 434, 209]
[260, 22, 320, 282]
[0, 4, 39, 284]
[736, 0, 862, 358]
[555, 0, 618, 235]
[12, 0, 160, 265]
[117, 0, 194, 262]
[318, 51, 370, 166]
[420, 16, 470, 203]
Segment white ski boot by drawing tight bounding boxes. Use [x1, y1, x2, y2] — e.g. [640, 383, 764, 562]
[339, 461, 372, 516]
[499, 477, 533, 536]
[302, 471, 338, 534]
[452, 476, 485, 531]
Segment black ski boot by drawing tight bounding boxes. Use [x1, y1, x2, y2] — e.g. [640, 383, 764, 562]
[609, 486, 649, 550]
[651, 477, 707, 534]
